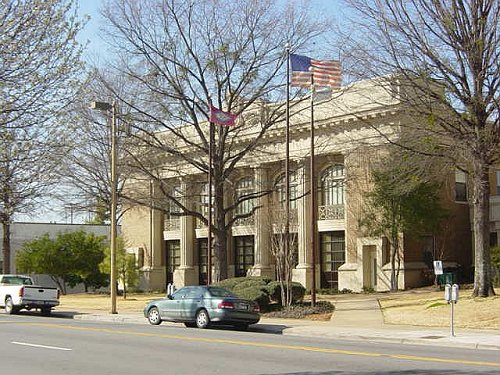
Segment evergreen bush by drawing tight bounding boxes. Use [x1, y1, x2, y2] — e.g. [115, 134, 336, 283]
[265, 281, 306, 303]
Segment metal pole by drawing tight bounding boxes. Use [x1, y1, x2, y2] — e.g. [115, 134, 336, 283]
[309, 72, 316, 307]
[207, 121, 213, 285]
[450, 301, 455, 337]
[285, 44, 290, 293]
[110, 101, 118, 314]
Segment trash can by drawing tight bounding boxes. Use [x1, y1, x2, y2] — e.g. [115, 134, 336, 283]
[437, 272, 456, 285]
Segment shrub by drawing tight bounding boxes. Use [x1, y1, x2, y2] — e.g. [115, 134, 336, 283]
[266, 281, 306, 304]
[213, 276, 272, 310]
[264, 301, 334, 319]
[215, 276, 271, 290]
[232, 286, 270, 311]
[492, 245, 500, 287]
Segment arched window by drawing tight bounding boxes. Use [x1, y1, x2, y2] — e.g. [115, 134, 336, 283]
[321, 165, 345, 206]
[235, 177, 255, 215]
[274, 171, 298, 209]
[166, 186, 182, 218]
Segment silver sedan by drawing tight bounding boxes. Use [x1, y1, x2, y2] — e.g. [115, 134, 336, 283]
[144, 286, 260, 330]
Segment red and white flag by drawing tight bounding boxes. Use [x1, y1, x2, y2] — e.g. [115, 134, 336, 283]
[209, 104, 238, 126]
[290, 53, 341, 88]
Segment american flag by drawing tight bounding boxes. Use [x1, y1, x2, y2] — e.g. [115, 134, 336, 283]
[290, 53, 341, 88]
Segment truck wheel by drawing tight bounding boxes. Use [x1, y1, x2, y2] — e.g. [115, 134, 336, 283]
[5, 297, 18, 315]
[41, 307, 52, 316]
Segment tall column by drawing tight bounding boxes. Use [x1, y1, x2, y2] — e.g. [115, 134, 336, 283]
[293, 164, 314, 289]
[250, 167, 274, 278]
[174, 179, 198, 286]
[144, 180, 166, 290]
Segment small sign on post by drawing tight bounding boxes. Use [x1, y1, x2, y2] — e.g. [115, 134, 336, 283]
[444, 283, 459, 337]
[433, 260, 443, 275]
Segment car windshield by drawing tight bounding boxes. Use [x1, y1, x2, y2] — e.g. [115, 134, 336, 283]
[207, 287, 236, 298]
[2, 276, 33, 285]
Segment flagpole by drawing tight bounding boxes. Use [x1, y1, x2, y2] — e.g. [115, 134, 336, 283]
[207, 119, 213, 285]
[309, 68, 317, 307]
[285, 43, 291, 297]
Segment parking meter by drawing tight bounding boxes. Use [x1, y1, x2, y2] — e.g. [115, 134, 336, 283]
[444, 284, 459, 336]
[451, 284, 459, 303]
[444, 284, 459, 303]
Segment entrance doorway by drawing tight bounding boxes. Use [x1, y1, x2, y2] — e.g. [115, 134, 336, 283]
[363, 245, 377, 289]
[320, 231, 345, 290]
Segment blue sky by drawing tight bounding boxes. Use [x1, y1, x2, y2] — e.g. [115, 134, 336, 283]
[76, 0, 345, 61]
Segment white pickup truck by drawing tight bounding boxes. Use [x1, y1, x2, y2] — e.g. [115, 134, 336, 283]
[0, 274, 60, 316]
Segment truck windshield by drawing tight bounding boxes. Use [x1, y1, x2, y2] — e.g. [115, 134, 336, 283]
[2, 276, 33, 285]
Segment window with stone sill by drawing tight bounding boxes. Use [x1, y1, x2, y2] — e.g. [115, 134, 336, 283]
[455, 170, 467, 202]
[274, 171, 298, 209]
[235, 177, 255, 223]
[320, 164, 345, 206]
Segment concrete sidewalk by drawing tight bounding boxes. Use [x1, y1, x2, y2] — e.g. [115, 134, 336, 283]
[68, 294, 500, 351]
[283, 294, 500, 350]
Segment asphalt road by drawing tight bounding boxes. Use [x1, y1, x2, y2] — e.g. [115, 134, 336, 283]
[0, 314, 499, 375]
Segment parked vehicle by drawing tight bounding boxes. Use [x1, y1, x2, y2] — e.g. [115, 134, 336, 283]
[0, 274, 60, 316]
[144, 286, 260, 329]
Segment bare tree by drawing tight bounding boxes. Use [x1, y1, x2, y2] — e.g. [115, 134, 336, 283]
[0, 0, 85, 273]
[60, 71, 131, 224]
[98, 0, 330, 282]
[343, 0, 499, 296]
[269, 209, 297, 307]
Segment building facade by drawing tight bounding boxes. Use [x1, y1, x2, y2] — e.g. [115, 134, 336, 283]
[122, 78, 499, 292]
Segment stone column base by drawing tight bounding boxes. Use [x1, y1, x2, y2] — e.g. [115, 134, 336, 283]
[247, 265, 275, 279]
[292, 265, 315, 290]
[338, 263, 361, 292]
[173, 267, 199, 288]
[139, 267, 166, 291]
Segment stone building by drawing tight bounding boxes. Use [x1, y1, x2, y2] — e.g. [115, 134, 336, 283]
[122, 77, 499, 292]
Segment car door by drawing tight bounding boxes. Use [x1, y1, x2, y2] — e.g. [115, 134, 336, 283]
[159, 287, 187, 320]
[179, 287, 204, 321]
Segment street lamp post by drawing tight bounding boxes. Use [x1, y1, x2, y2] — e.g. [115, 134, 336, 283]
[90, 100, 118, 315]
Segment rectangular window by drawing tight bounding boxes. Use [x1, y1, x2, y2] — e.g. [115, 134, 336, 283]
[166, 240, 181, 284]
[490, 232, 498, 247]
[496, 171, 500, 196]
[320, 231, 345, 289]
[455, 170, 467, 202]
[234, 236, 254, 277]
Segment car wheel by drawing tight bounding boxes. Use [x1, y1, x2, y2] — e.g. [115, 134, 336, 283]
[5, 297, 18, 315]
[195, 309, 210, 329]
[184, 322, 197, 328]
[147, 307, 162, 325]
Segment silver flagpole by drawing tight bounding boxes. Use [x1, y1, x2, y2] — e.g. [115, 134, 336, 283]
[207, 117, 213, 285]
[285, 44, 291, 301]
[309, 68, 317, 307]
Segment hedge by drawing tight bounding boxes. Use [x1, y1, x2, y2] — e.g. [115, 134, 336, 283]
[213, 276, 305, 311]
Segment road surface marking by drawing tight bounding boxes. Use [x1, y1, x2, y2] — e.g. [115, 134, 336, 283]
[11, 341, 72, 351]
[12, 322, 500, 367]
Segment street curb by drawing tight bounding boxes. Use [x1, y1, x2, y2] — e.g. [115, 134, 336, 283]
[69, 313, 500, 351]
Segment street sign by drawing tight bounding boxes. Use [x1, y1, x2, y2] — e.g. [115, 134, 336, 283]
[433, 260, 443, 275]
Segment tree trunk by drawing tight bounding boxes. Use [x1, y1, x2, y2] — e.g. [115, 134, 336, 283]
[212, 173, 228, 282]
[50, 276, 66, 295]
[390, 238, 398, 291]
[471, 159, 495, 297]
[2, 221, 11, 274]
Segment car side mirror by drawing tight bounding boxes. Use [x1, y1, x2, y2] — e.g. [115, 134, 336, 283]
[167, 294, 173, 300]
